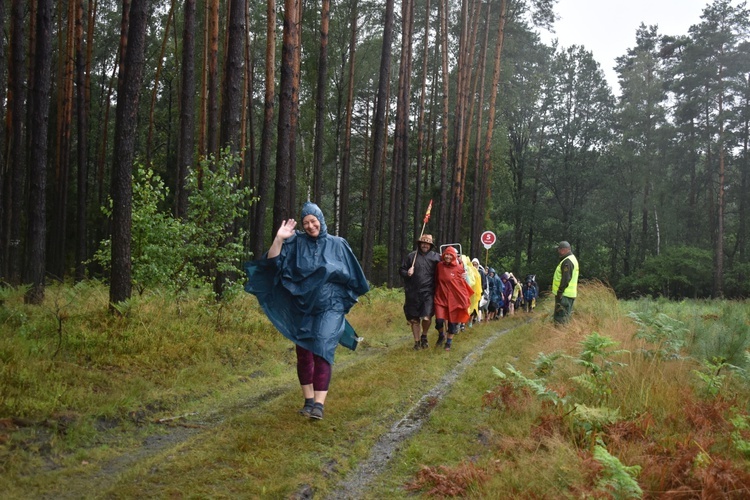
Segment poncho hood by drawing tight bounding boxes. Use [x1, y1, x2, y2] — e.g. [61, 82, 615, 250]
[300, 201, 328, 237]
[442, 246, 459, 264]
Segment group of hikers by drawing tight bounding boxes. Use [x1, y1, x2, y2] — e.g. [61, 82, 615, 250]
[244, 201, 578, 420]
[399, 234, 539, 352]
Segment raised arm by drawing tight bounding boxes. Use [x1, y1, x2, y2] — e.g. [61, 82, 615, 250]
[267, 219, 297, 258]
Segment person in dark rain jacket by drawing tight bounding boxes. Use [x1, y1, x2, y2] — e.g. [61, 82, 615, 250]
[399, 234, 442, 350]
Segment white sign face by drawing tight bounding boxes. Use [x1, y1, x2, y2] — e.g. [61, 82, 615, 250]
[481, 231, 496, 249]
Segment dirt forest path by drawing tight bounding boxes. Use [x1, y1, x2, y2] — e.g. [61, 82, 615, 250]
[34, 318, 532, 499]
[325, 324, 519, 499]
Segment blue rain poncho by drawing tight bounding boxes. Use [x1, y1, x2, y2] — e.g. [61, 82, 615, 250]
[244, 203, 370, 364]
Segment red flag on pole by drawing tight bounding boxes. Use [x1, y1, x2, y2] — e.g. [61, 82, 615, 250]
[423, 199, 433, 224]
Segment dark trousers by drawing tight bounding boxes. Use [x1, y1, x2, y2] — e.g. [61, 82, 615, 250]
[554, 296, 575, 324]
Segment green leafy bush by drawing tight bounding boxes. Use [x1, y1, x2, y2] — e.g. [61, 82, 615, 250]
[628, 311, 689, 359]
[616, 246, 712, 299]
[93, 150, 254, 296]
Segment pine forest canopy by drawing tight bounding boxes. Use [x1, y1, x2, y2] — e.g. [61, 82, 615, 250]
[0, 0, 748, 305]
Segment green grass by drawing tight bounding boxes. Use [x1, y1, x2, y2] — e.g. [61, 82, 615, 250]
[2, 282, 750, 497]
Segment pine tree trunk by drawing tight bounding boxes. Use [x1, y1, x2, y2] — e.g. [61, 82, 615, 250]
[74, 0, 89, 281]
[25, 0, 53, 304]
[479, 0, 507, 242]
[214, 0, 246, 298]
[176, 0, 196, 219]
[338, 0, 358, 240]
[412, 0, 431, 243]
[274, 0, 300, 230]
[219, 0, 245, 157]
[146, 0, 174, 168]
[49, 0, 76, 281]
[739, 73, 749, 263]
[206, 0, 220, 158]
[252, 0, 276, 259]
[109, 0, 151, 308]
[437, 0, 449, 246]
[362, 0, 394, 276]
[469, 1, 490, 257]
[5, 0, 26, 285]
[312, 0, 330, 203]
[387, 0, 413, 286]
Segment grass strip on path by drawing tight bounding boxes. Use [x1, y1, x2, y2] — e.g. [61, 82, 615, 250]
[325, 321, 525, 499]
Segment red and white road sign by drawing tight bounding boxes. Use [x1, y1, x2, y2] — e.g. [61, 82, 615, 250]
[481, 231, 496, 249]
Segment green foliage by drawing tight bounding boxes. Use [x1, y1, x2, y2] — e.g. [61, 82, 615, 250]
[593, 441, 643, 499]
[371, 244, 388, 268]
[724, 262, 750, 298]
[493, 331, 630, 447]
[691, 357, 734, 398]
[93, 150, 255, 296]
[616, 246, 713, 299]
[492, 364, 565, 406]
[573, 404, 622, 441]
[533, 351, 565, 378]
[628, 311, 689, 359]
[730, 411, 750, 456]
[689, 303, 750, 370]
[572, 332, 628, 404]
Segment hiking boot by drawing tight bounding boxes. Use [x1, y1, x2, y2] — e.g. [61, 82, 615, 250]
[413, 341, 421, 351]
[436, 334, 445, 347]
[420, 336, 429, 349]
[310, 404, 324, 420]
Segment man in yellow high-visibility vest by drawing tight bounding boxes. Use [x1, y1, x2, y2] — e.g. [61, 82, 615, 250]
[551, 241, 579, 325]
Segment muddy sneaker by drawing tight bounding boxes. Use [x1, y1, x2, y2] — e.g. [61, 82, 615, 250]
[420, 336, 429, 349]
[310, 403, 324, 420]
[413, 341, 421, 351]
[436, 334, 445, 347]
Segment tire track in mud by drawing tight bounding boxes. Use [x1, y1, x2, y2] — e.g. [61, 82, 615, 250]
[40, 348, 386, 500]
[325, 322, 524, 500]
[41, 387, 291, 500]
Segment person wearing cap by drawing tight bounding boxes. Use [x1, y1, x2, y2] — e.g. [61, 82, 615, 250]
[552, 240, 579, 324]
[433, 246, 474, 351]
[244, 202, 370, 420]
[399, 234, 441, 349]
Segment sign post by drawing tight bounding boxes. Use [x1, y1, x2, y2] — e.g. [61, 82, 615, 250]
[481, 231, 496, 268]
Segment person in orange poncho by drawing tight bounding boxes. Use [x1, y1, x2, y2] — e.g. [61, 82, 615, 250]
[433, 246, 474, 351]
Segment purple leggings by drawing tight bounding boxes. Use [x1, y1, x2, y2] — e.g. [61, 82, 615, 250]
[296, 345, 332, 391]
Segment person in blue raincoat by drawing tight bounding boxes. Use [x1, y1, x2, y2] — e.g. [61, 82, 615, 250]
[244, 202, 369, 420]
[486, 268, 502, 321]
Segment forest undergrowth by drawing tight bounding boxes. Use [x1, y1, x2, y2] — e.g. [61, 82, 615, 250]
[393, 283, 750, 498]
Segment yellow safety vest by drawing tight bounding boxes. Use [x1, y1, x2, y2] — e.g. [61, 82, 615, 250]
[552, 254, 579, 298]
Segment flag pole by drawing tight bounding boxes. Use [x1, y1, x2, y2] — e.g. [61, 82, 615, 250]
[412, 199, 433, 268]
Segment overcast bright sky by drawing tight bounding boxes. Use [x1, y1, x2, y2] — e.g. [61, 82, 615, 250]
[538, 0, 710, 93]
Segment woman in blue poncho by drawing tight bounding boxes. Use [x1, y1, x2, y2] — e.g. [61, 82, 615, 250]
[244, 202, 369, 420]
